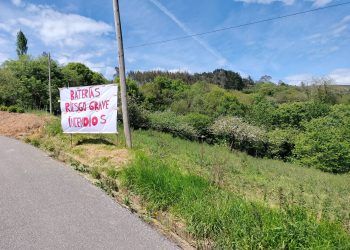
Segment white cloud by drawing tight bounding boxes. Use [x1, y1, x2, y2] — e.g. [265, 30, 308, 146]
[285, 69, 350, 85]
[11, 0, 22, 7]
[329, 68, 350, 85]
[303, 15, 349, 58]
[168, 68, 191, 73]
[0, 52, 10, 64]
[332, 15, 350, 36]
[106, 66, 117, 79]
[56, 52, 116, 79]
[0, 36, 8, 46]
[0, 3, 113, 48]
[311, 0, 332, 7]
[16, 4, 112, 47]
[0, 23, 12, 33]
[150, 0, 229, 67]
[0, 1, 117, 79]
[284, 73, 314, 85]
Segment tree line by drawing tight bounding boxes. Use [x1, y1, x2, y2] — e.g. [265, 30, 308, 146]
[128, 69, 255, 90]
[0, 55, 108, 113]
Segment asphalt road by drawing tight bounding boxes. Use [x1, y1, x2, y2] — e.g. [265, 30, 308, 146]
[0, 136, 179, 250]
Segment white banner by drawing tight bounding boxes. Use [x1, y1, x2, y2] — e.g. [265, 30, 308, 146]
[59, 84, 118, 134]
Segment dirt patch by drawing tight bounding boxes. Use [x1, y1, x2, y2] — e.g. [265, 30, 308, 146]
[0, 111, 49, 138]
[73, 144, 130, 167]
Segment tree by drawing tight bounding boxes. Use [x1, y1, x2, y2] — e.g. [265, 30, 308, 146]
[278, 80, 287, 86]
[211, 69, 244, 90]
[61, 62, 107, 86]
[258, 75, 273, 83]
[300, 82, 311, 100]
[310, 77, 337, 104]
[16, 30, 28, 56]
[242, 76, 255, 87]
[293, 106, 350, 173]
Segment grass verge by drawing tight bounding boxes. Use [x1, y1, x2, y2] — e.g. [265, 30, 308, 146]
[23, 116, 350, 248]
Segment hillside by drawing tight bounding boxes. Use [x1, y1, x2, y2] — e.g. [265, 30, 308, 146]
[2, 57, 350, 248]
[12, 114, 349, 249]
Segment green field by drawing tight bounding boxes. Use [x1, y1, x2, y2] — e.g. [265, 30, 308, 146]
[131, 129, 350, 225]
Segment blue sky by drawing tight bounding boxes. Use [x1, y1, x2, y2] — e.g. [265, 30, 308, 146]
[0, 0, 349, 84]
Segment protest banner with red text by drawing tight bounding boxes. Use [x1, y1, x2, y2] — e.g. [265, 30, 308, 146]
[59, 84, 118, 133]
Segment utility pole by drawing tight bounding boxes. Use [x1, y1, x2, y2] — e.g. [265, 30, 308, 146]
[112, 0, 132, 148]
[48, 53, 52, 114]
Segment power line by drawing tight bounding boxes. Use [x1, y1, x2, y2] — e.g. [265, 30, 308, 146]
[126, 1, 350, 49]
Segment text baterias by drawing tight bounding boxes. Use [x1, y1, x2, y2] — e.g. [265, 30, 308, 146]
[70, 87, 100, 100]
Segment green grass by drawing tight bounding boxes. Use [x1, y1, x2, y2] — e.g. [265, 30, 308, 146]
[121, 152, 350, 249]
[29, 117, 350, 248]
[131, 130, 350, 227]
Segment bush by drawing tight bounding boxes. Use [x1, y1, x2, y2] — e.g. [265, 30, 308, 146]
[249, 99, 331, 130]
[128, 97, 150, 129]
[7, 105, 25, 113]
[182, 113, 213, 139]
[16, 106, 25, 113]
[272, 101, 331, 129]
[211, 116, 267, 156]
[248, 97, 276, 128]
[141, 76, 188, 111]
[0, 105, 8, 111]
[267, 128, 297, 160]
[148, 111, 198, 140]
[293, 106, 350, 173]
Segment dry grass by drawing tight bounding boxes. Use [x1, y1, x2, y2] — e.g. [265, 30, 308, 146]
[0, 111, 51, 138]
[72, 144, 129, 167]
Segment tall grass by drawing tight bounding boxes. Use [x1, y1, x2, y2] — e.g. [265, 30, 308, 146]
[131, 130, 350, 229]
[121, 153, 350, 249]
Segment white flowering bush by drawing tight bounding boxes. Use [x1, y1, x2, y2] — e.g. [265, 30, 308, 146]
[211, 116, 267, 155]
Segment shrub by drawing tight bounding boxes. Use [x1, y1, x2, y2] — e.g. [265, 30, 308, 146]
[211, 117, 267, 156]
[141, 76, 188, 111]
[248, 96, 276, 128]
[8, 105, 17, 113]
[267, 128, 297, 160]
[0, 105, 8, 111]
[272, 101, 330, 129]
[182, 113, 213, 139]
[148, 111, 198, 140]
[249, 100, 331, 130]
[203, 89, 246, 117]
[8, 105, 24, 113]
[128, 97, 150, 129]
[293, 107, 350, 173]
[16, 106, 25, 113]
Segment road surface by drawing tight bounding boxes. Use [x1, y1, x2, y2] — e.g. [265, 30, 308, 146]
[0, 136, 179, 250]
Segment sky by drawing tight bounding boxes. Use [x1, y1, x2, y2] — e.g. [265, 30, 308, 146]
[0, 0, 349, 84]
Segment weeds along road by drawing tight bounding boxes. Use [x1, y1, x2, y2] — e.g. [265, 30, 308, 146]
[0, 136, 179, 250]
